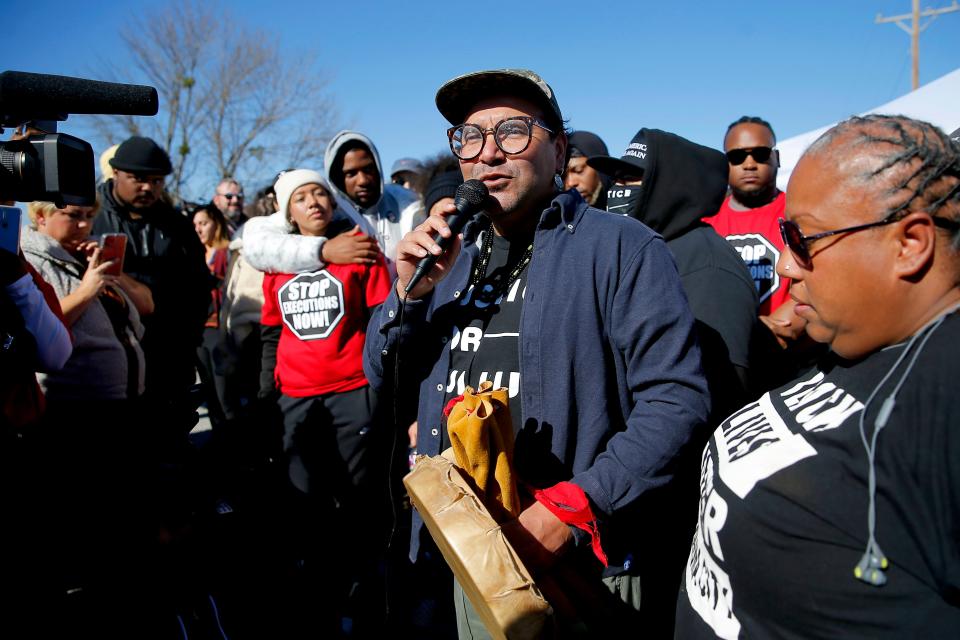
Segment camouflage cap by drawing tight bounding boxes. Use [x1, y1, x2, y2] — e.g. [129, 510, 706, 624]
[436, 68, 563, 131]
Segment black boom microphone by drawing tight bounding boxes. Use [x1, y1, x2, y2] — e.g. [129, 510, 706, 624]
[0, 71, 159, 125]
[404, 179, 488, 294]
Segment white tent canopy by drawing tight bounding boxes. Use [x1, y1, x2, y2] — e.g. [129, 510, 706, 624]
[776, 67, 960, 190]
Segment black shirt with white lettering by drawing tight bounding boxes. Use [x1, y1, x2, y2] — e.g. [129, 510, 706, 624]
[675, 312, 960, 639]
[441, 232, 529, 449]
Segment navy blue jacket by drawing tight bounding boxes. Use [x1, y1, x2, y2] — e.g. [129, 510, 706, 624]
[363, 190, 710, 561]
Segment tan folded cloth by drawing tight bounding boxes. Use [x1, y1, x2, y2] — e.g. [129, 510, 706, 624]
[446, 381, 521, 520]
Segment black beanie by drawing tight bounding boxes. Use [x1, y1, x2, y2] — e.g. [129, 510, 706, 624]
[109, 136, 173, 175]
[568, 131, 609, 159]
[424, 170, 463, 214]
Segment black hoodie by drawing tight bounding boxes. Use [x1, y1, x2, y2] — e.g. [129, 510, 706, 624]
[624, 129, 758, 421]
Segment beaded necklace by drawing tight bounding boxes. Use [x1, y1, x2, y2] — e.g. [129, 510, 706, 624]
[469, 222, 534, 291]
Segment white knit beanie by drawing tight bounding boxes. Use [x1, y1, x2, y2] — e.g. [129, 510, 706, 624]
[274, 169, 329, 222]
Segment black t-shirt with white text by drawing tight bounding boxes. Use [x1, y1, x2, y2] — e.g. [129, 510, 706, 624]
[676, 312, 960, 639]
[441, 232, 529, 449]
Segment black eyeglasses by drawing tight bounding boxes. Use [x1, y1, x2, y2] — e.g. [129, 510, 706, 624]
[447, 116, 554, 161]
[218, 192, 244, 200]
[778, 213, 960, 268]
[726, 146, 774, 165]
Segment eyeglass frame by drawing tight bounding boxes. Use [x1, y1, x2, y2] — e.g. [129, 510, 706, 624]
[778, 212, 960, 268]
[726, 146, 775, 166]
[447, 116, 555, 161]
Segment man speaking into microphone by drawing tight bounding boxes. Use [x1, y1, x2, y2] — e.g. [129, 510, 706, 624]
[363, 68, 709, 636]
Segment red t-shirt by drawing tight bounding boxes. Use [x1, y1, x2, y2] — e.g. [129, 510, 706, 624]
[262, 257, 391, 397]
[703, 191, 790, 315]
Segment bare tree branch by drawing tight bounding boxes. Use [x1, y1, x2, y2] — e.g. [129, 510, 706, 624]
[74, 0, 340, 203]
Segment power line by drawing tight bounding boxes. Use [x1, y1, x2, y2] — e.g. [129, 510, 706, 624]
[875, 0, 960, 90]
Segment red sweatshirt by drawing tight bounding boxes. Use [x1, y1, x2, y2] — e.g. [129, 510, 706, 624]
[262, 256, 391, 397]
[704, 192, 790, 315]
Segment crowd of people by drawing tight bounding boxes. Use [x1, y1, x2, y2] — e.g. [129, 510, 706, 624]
[2, 67, 959, 639]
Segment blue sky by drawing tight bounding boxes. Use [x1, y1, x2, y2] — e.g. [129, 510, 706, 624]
[7, 0, 960, 196]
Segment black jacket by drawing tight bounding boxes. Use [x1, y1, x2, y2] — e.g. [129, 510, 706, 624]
[626, 129, 759, 422]
[93, 181, 212, 396]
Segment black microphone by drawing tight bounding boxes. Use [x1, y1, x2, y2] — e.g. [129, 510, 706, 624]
[404, 179, 488, 295]
[0, 71, 159, 122]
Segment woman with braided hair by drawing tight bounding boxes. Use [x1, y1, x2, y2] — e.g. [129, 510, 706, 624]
[676, 115, 960, 639]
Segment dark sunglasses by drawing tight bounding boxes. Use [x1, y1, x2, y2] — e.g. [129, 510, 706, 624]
[219, 192, 244, 200]
[726, 146, 774, 165]
[778, 213, 960, 268]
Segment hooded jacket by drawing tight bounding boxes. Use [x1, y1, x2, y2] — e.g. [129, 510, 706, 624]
[621, 129, 758, 420]
[242, 133, 422, 276]
[323, 130, 422, 264]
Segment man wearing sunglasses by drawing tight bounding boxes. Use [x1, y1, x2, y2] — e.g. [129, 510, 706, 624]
[213, 178, 247, 233]
[677, 115, 960, 638]
[705, 116, 791, 318]
[390, 157, 425, 196]
[365, 69, 709, 636]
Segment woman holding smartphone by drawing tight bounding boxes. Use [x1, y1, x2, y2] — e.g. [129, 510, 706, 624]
[23, 200, 152, 400]
[21, 199, 155, 612]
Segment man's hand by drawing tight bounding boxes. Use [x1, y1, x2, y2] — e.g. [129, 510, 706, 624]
[320, 226, 379, 265]
[395, 202, 462, 300]
[502, 499, 574, 574]
[407, 420, 418, 449]
[759, 298, 807, 349]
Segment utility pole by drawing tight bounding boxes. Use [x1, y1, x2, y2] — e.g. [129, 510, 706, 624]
[876, 0, 960, 90]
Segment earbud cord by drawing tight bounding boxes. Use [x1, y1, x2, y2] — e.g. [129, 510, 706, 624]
[854, 302, 960, 585]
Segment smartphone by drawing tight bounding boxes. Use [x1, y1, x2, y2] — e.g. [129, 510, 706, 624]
[99, 233, 127, 276]
[0, 206, 23, 255]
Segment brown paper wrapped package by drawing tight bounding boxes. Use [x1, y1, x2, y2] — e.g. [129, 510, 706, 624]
[404, 454, 552, 640]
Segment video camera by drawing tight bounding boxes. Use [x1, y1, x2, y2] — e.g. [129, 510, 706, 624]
[0, 71, 158, 206]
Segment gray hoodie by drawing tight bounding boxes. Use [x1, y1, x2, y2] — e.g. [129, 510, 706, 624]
[322, 131, 422, 266]
[243, 132, 422, 275]
[243, 131, 423, 276]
